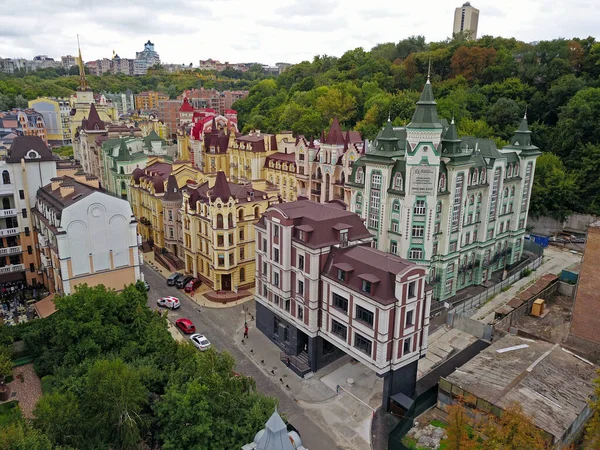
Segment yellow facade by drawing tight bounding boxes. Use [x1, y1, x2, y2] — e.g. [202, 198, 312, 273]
[69, 97, 117, 141]
[181, 176, 277, 291]
[264, 155, 297, 201]
[135, 91, 169, 110]
[130, 158, 204, 248]
[28, 97, 71, 143]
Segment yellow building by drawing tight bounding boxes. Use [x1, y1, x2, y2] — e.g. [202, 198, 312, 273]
[181, 171, 278, 291]
[264, 152, 297, 201]
[135, 91, 169, 110]
[28, 97, 72, 144]
[130, 158, 203, 249]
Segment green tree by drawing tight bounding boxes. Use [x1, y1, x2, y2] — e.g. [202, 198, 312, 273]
[486, 97, 521, 139]
[530, 153, 577, 220]
[584, 370, 600, 449]
[315, 87, 357, 123]
[444, 401, 476, 450]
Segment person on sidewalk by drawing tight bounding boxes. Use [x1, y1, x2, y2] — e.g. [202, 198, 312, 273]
[244, 324, 249, 339]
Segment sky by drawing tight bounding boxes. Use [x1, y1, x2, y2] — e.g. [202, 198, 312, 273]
[0, 0, 598, 66]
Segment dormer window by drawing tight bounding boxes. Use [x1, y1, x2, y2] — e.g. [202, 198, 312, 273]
[340, 229, 348, 246]
[393, 173, 403, 190]
[337, 269, 345, 281]
[361, 280, 371, 293]
[297, 230, 304, 240]
[25, 150, 40, 159]
[472, 168, 478, 185]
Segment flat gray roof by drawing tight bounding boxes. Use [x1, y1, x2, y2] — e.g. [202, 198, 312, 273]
[443, 334, 597, 441]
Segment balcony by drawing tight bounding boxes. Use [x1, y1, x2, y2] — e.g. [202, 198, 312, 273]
[0, 209, 16, 217]
[310, 189, 322, 195]
[0, 246, 21, 255]
[0, 228, 19, 237]
[0, 264, 25, 274]
[0, 184, 13, 195]
[38, 234, 48, 248]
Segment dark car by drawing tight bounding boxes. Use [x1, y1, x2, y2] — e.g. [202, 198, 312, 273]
[176, 275, 194, 289]
[143, 280, 150, 291]
[184, 278, 201, 293]
[167, 272, 183, 286]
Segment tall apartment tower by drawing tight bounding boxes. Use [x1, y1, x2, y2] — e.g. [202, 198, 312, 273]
[453, 2, 479, 39]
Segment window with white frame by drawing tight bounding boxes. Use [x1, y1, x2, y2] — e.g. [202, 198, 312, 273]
[406, 310, 414, 327]
[394, 173, 403, 190]
[409, 248, 423, 259]
[297, 305, 304, 321]
[273, 224, 279, 237]
[355, 305, 374, 327]
[368, 189, 380, 229]
[273, 248, 279, 263]
[521, 162, 532, 211]
[408, 281, 416, 298]
[298, 279, 304, 295]
[273, 271, 279, 287]
[445, 280, 453, 294]
[412, 225, 424, 237]
[414, 200, 426, 215]
[448, 263, 455, 274]
[392, 200, 401, 212]
[451, 173, 464, 231]
[391, 241, 398, 254]
[371, 172, 382, 189]
[354, 332, 372, 356]
[403, 337, 412, 354]
[298, 254, 304, 271]
[450, 241, 457, 252]
[356, 167, 364, 184]
[392, 221, 399, 233]
[489, 168, 501, 221]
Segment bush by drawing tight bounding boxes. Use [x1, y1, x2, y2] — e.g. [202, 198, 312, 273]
[522, 268, 533, 277]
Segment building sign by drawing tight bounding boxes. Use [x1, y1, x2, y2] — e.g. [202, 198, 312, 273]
[409, 166, 436, 196]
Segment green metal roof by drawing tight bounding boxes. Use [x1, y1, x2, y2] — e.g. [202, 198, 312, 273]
[407, 80, 443, 130]
[116, 138, 131, 162]
[503, 115, 541, 156]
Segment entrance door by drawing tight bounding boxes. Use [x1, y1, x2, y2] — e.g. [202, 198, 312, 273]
[221, 274, 232, 291]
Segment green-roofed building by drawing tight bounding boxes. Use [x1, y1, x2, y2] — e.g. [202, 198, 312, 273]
[347, 78, 541, 303]
[100, 136, 148, 201]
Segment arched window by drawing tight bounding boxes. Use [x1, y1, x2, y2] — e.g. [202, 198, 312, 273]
[356, 193, 363, 204]
[514, 164, 520, 176]
[228, 213, 233, 228]
[356, 167, 364, 183]
[469, 195, 474, 205]
[507, 165, 512, 177]
[238, 209, 243, 222]
[2, 171, 10, 185]
[477, 193, 482, 203]
[504, 187, 509, 197]
[283, 178, 287, 186]
[2, 198, 9, 210]
[480, 168, 486, 184]
[437, 201, 442, 213]
[511, 186, 515, 196]
[439, 174, 446, 192]
[472, 169, 478, 185]
[216, 214, 223, 228]
[254, 206, 260, 219]
[394, 173, 403, 190]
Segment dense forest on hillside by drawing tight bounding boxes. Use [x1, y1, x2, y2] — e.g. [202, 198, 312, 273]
[232, 35, 600, 220]
[2, 34, 600, 218]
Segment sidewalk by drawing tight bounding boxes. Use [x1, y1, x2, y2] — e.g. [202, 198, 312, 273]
[417, 326, 477, 378]
[143, 250, 254, 309]
[237, 302, 373, 450]
[471, 247, 581, 323]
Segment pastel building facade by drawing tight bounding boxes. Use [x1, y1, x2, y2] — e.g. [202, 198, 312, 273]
[254, 200, 432, 408]
[28, 98, 72, 144]
[34, 174, 140, 295]
[347, 78, 540, 303]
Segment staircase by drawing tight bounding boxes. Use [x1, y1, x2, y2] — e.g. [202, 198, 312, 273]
[281, 351, 312, 378]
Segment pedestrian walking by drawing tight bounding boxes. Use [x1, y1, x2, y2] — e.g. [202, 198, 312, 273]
[244, 324, 249, 339]
[286, 356, 290, 367]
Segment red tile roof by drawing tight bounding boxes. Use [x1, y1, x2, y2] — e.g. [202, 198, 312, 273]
[179, 97, 194, 112]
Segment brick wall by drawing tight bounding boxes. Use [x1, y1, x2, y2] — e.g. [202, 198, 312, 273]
[571, 225, 600, 344]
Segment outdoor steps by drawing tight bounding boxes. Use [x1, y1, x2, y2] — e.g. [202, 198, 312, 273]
[296, 351, 309, 366]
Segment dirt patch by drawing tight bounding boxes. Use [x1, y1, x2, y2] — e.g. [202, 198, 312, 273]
[513, 294, 573, 343]
[1, 364, 42, 419]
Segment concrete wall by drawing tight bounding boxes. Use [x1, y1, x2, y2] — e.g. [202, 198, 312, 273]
[528, 213, 600, 236]
[447, 313, 493, 340]
[558, 281, 576, 298]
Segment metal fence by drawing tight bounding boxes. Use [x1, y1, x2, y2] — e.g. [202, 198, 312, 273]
[449, 255, 543, 317]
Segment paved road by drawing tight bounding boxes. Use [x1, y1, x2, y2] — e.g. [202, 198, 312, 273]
[142, 265, 344, 450]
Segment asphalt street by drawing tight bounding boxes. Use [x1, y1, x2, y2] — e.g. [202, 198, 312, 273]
[142, 265, 345, 450]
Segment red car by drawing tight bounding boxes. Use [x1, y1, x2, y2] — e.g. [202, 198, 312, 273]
[184, 278, 201, 293]
[175, 318, 196, 334]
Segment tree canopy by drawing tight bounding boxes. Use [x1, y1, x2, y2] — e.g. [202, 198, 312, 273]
[0, 283, 276, 449]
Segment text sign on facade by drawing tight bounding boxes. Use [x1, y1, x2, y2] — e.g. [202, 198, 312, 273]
[409, 166, 436, 196]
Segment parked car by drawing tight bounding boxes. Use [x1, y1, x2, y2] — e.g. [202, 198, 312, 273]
[184, 278, 201, 293]
[176, 275, 194, 289]
[157, 296, 180, 309]
[572, 237, 586, 244]
[167, 272, 183, 286]
[190, 333, 211, 350]
[143, 280, 150, 291]
[176, 318, 196, 334]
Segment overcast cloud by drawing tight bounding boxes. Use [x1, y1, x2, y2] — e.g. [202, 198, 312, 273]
[0, 0, 598, 65]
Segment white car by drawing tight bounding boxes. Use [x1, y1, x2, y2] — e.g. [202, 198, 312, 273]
[157, 296, 180, 309]
[190, 333, 211, 351]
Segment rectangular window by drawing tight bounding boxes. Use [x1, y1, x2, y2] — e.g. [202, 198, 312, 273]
[333, 293, 348, 313]
[298, 280, 304, 295]
[368, 189, 380, 229]
[262, 262, 267, 276]
[298, 254, 304, 271]
[169, 227, 174, 239]
[217, 235, 224, 246]
[263, 284, 268, 297]
[392, 221, 399, 233]
[273, 272, 279, 287]
[465, 232, 470, 245]
[412, 225, 424, 238]
[332, 319, 347, 340]
[403, 337, 412, 354]
[445, 280, 453, 294]
[408, 281, 416, 298]
[522, 163, 532, 211]
[30, 263, 35, 273]
[452, 173, 464, 231]
[239, 228, 244, 241]
[274, 295, 280, 307]
[391, 241, 398, 254]
[229, 253, 234, 265]
[432, 243, 438, 256]
[19, 190, 24, 200]
[450, 241, 457, 252]
[473, 230, 478, 241]
[409, 248, 423, 259]
[240, 268, 245, 281]
[273, 224, 279, 237]
[519, 219, 525, 229]
[297, 305, 304, 321]
[168, 210, 173, 221]
[240, 247, 245, 260]
[297, 229, 305, 240]
[371, 173, 382, 189]
[434, 222, 440, 234]
[273, 248, 279, 263]
[448, 263, 455, 274]
[489, 168, 501, 221]
[24, 227, 30, 237]
[262, 238, 267, 251]
[337, 269, 345, 281]
[354, 332, 372, 356]
[22, 208, 27, 218]
[229, 234, 234, 245]
[406, 310, 414, 327]
[355, 305, 374, 327]
[27, 245, 32, 255]
[414, 200, 426, 215]
[340, 229, 348, 245]
[361, 280, 371, 293]
[285, 299, 290, 312]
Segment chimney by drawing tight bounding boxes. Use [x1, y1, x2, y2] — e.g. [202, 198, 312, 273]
[59, 183, 75, 198]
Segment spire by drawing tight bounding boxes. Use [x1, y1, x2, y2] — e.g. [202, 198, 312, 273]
[407, 73, 442, 130]
[427, 57, 432, 83]
[510, 111, 533, 147]
[211, 116, 217, 134]
[164, 174, 182, 201]
[210, 171, 232, 202]
[325, 118, 346, 145]
[441, 119, 462, 155]
[116, 138, 130, 161]
[374, 120, 402, 153]
[83, 104, 105, 131]
[256, 408, 295, 450]
[77, 35, 91, 92]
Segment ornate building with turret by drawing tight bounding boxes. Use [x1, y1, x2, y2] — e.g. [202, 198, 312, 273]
[347, 76, 541, 303]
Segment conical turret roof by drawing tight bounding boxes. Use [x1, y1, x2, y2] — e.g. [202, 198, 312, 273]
[163, 174, 182, 201]
[83, 104, 105, 131]
[209, 171, 232, 202]
[407, 79, 442, 129]
[116, 138, 130, 161]
[325, 118, 346, 145]
[441, 119, 462, 155]
[255, 408, 295, 450]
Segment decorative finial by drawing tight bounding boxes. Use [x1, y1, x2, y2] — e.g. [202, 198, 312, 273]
[387, 108, 391, 122]
[524, 105, 528, 120]
[427, 57, 432, 83]
[451, 114, 455, 125]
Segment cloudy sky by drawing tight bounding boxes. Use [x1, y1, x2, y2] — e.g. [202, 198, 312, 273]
[0, 0, 598, 65]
